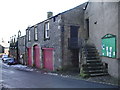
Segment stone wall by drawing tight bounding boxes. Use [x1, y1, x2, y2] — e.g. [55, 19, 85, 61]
[85, 2, 119, 79]
[18, 36, 26, 64]
[26, 15, 62, 70]
[61, 3, 87, 69]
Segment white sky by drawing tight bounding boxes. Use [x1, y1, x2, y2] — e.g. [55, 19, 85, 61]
[0, 0, 88, 43]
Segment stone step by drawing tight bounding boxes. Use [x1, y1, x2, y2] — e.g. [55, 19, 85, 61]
[82, 63, 103, 67]
[89, 73, 108, 77]
[86, 60, 101, 63]
[83, 69, 108, 73]
[83, 66, 105, 70]
[86, 63, 103, 66]
[84, 45, 95, 48]
[84, 48, 97, 52]
[81, 44, 109, 77]
[83, 50, 98, 53]
[86, 57, 100, 60]
[84, 53, 99, 57]
[85, 52, 99, 56]
[86, 58, 101, 61]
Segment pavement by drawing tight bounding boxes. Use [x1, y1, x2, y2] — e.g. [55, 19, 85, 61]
[45, 69, 119, 86]
[41, 69, 120, 87]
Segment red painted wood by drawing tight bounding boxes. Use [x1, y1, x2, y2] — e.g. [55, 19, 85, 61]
[43, 48, 53, 71]
[27, 48, 32, 66]
[33, 45, 40, 68]
[42, 48, 54, 50]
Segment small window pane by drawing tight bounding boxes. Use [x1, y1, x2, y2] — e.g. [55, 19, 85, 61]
[45, 22, 50, 39]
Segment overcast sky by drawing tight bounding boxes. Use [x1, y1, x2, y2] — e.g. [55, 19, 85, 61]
[0, 0, 88, 43]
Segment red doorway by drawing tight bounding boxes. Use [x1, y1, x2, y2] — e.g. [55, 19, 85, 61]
[27, 47, 32, 66]
[33, 45, 40, 68]
[42, 48, 54, 71]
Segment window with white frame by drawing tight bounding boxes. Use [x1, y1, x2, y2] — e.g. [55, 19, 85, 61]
[34, 26, 38, 40]
[44, 21, 50, 39]
[28, 30, 31, 41]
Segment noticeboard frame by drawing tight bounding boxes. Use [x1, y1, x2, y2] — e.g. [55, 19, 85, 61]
[101, 34, 117, 58]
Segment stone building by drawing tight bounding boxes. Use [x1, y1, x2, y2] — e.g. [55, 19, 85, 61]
[84, 1, 120, 79]
[26, 3, 87, 71]
[9, 38, 18, 60]
[19, 1, 120, 79]
[18, 35, 26, 65]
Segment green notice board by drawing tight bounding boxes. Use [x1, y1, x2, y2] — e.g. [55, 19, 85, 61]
[102, 34, 116, 58]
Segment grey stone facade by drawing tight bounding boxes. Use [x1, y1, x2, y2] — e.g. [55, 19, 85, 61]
[17, 1, 120, 79]
[18, 36, 26, 65]
[25, 3, 87, 70]
[26, 15, 63, 70]
[61, 4, 87, 70]
[85, 2, 120, 79]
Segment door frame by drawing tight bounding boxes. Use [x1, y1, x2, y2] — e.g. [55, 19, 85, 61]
[33, 44, 41, 68]
[42, 48, 54, 71]
[32, 43, 42, 68]
[27, 47, 32, 66]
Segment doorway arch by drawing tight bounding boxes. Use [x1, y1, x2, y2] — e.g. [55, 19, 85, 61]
[33, 45, 40, 68]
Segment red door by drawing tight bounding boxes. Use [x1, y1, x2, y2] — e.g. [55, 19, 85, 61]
[33, 45, 40, 68]
[43, 48, 54, 71]
[27, 48, 32, 66]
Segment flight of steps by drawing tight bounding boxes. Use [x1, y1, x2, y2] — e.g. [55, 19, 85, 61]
[81, 44, 108, 77]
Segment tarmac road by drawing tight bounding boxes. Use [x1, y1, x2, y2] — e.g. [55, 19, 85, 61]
[0, 59, 119, 89]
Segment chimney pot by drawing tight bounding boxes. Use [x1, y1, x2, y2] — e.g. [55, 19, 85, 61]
[47, 12, 53, 18]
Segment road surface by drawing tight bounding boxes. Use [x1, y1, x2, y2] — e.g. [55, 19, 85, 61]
[0, 59, 119, 88]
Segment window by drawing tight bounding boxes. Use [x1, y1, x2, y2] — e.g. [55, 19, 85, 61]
[34, 26, 38, 41]
[28, 30, 31, 41]
[86, 19, 89, 39]
[44, 22, 50, 40]
[70, 26, 79, 38]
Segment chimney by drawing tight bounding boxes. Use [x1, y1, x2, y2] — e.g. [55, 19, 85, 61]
[47, 12, 53, 18]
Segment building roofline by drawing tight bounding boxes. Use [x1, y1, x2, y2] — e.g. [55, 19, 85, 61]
[18, 35, 26, 39]
[83, 2, 89, 10]
[28, 2, 88, 29]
